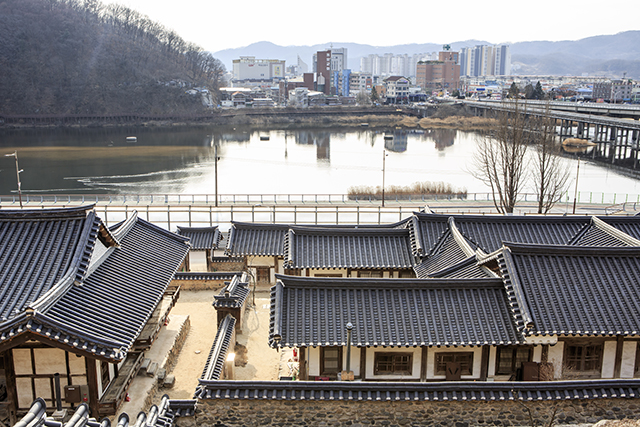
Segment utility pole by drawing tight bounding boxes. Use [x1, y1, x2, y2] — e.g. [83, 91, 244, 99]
[5, 151, 23, 208]
[381, 150, 388, 207]
[214, 145, 219, 207]
[572, 157, 580, 214]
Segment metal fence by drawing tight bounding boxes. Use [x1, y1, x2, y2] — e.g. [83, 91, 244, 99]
[1, 192, 638, 230]
[2, 191, 638, 207]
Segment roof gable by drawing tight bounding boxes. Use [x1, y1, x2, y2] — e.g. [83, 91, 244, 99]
[177, 226, 221, 250]
[0, 206, 100, 322]
[499, 243, 640, 337]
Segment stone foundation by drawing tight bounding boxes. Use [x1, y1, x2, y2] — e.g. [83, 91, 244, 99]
[177, 398, 640, 427]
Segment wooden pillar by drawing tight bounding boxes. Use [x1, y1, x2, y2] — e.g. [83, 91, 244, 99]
[85, 358, 100, 418]
[479, 346, 490, 381]
[3, 350, 18, 425]
[360, 347, 367, 380]
[299, 347, 307, 380]
[614, 336, 625, 378]
[420, 347, 428, 382]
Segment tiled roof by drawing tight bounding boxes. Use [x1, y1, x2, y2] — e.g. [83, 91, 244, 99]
[427, 256, 495, 279]
[269, 275, 522, 348]
[225, 219, 412, 258]
[213, 274, 250, 309]
[499, 243, 640, 336]
[201, 314, 236, 381]
[177, 226, 221, 250]
[0, 210, 190, 361]
[0, 206, 103, 322]
[173, 272, 241, 281]
[283, 226, 414, 269]
[16, 394, 189, 426]
[412, 213, 592, 255]
[409, 214, 450, 257]
[196, 379, 640, 402]
[600, 216, 640, 241]
[226, 222, 290, 256]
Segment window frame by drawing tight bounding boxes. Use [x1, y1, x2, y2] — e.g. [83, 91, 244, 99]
[563, 342, 603, 378]
[495, 346, 533, 376]
[255, 266, 270, 283]
[435, 352, 474, 376]
[373, 352, 413, 376]
[320, 346, 342, 377]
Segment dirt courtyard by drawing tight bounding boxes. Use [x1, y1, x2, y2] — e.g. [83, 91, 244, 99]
[165, 288, 285, 400]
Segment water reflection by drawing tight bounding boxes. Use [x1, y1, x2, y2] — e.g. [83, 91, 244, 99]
[0, 126, 639, 197]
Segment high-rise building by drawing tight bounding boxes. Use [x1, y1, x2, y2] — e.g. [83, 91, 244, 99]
[313, 47, 348, 95]
[459, 45, 511, 77]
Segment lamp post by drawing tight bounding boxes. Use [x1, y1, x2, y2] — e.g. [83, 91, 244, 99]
[572, 157, 580, 215]
[381, 150, 388, 207]
[345, 322, 353, 380]
[5, 151, 23, 208]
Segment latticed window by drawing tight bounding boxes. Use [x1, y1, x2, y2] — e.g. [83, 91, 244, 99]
[320, 347, 342, 376]
[374, 353, 412, 375]
[564, 343, 603, 377]
[255, 267, 270, 283]
[496, 346, 532, 375]
[435, 352, 473, 375]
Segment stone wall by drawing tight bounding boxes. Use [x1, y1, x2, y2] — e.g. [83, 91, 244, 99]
[177, 398, 640, 427]
[175, 279, 226, 291]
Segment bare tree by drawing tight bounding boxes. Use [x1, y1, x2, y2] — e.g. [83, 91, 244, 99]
[532, 104, 570, 213]
[472, 99, 533, 214]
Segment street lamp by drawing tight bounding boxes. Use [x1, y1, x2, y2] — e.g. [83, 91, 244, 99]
[5, 151, 23, 208]
[345, 322, 353, 381]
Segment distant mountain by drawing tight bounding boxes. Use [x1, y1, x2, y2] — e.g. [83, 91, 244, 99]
[214, 32, 640, 79]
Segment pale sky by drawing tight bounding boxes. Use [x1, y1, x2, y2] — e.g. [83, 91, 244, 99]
[105, 0, 638, 53]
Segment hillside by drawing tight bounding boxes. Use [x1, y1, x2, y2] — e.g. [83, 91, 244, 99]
[214, 32, 640, 79]
[0, 0, 225, 116]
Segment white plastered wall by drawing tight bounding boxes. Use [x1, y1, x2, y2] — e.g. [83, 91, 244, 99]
[547, 342, 564, 379]
[620, 341, 637, 378]
[188, 250, 208, 272]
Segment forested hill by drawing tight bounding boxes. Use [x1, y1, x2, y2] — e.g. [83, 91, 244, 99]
[0, 0, 225, 116]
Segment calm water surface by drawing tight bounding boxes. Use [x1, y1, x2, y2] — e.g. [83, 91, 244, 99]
[0, 126, 639, 199]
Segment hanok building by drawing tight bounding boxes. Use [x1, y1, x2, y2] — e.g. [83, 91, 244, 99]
[176, 226, 222, 272]
[269, 241, 640, 383]
[409, 212, 640, 278]
[283, 226, 415, 278]
[225, 221, 414, 285]
[0, 206, 189, 422]
[269, 275, 521, 381]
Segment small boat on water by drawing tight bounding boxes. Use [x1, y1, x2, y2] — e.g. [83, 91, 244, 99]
[126, 136, 137, 143]
[383, 133, 393, 140]
[259, 135, 270, 141]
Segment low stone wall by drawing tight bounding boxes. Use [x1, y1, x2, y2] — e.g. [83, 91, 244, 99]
[175, 279, 226, 291]
[178, 398, 640, 427]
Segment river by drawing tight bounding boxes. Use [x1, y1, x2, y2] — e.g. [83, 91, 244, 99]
[0, 126, 639, 202]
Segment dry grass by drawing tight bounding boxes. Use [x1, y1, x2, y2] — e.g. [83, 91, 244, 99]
[348, 181, 467, 200]
[418, 116, 498, 130]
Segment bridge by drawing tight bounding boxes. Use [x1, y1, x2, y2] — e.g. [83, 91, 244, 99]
[461, 100, 640, 169]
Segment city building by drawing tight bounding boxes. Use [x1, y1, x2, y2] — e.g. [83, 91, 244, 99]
[232, 56, 285, 82]
[593, 79, 634, 102]
[313, 48, 348, 96]
[415, 50, 461, 94]
[460, 44, 511, 77]
[383, 76, 411, 104]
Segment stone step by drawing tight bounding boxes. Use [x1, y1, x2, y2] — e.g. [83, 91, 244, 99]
[146, 362, 158, 377]
[139, 358, 151, 376]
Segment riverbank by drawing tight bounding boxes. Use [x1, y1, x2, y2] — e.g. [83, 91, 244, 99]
[0, 105, 497, 132]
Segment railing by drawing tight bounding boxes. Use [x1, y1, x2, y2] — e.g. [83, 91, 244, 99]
[1, 192, 638, 230]
[1, 191, 638, 207]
